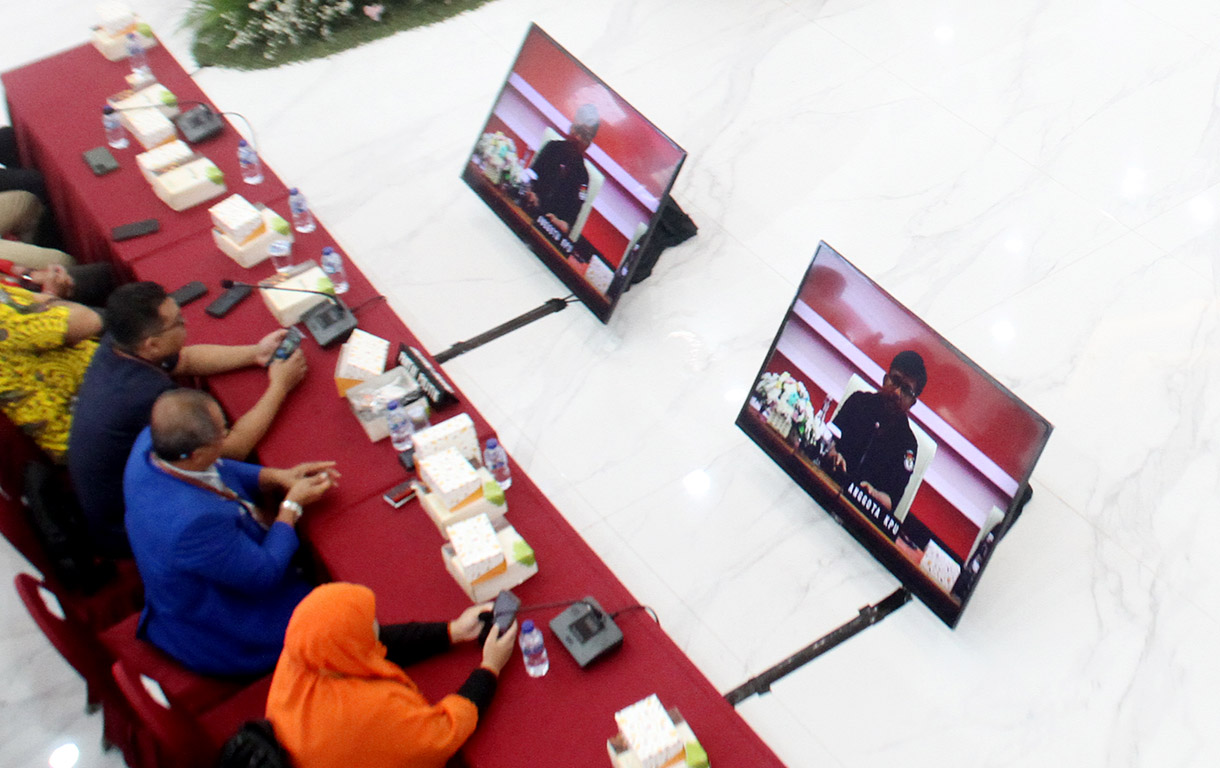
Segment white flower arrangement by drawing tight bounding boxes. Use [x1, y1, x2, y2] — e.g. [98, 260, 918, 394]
[224, 0, 357, 59]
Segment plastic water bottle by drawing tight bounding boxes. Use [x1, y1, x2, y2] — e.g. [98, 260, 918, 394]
[125, 33, 151, 80]
[386, 400, 414, 452]
[518, 620, 549, 677]
[320, 247, 348, 294]
[483, 438, 511, 490]
[102, 106, 128, 149]
[288, 188, 316, 233]
[237, 140, 263, 185]
[268, 239, 293, 274]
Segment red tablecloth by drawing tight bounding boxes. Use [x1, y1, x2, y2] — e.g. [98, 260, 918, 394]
[4, 42, 788, 768]
[1, 42, 288, 269]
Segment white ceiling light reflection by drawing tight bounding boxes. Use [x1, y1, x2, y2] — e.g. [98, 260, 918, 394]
[49, 744, 79, 768]
[683, 469, 712, 498]
[1120, 166, 1146, 200]
[1003, 234, 1024, 255]
[934, 24, 955, 44]
[991, 319, 1017, 344]
[724, 387, 747, 405]
[1187, 195, 1214, 227]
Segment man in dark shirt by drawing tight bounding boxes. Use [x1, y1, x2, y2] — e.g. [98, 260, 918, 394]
[68, 281, 307, 558]
[828, 350, 928, 513]
[524, 104, 600, 238]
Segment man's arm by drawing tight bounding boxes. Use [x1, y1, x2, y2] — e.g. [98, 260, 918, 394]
[169, 329, 287, 377]
[220, 349, 307, 459]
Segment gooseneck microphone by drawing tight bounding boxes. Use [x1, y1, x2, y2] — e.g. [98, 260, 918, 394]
[221, 278, 357, 348]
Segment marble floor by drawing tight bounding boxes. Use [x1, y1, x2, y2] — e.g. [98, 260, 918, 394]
[4, 0, 1220, 766]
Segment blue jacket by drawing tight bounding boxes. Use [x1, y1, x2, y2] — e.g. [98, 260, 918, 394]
[124, 427, 312, 676]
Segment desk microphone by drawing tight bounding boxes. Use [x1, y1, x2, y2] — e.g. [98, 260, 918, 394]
[221, 278, 357, 348]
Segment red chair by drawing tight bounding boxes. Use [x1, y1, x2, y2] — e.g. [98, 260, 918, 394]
[111, 659, 274, 768]
[13, 573, 137, 762]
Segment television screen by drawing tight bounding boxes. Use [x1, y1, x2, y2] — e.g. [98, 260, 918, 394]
[737, 242, 1053, 627]
[461, 24, 687, 322]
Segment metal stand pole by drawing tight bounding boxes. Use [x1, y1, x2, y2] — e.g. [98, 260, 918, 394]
[433, 297, 571, 364]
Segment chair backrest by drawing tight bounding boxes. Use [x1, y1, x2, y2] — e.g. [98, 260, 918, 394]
[13, 573, 112, 703]
[0, 413, 54, 574]
[111, 659, 213, 768]
[216, 720, 293, 768]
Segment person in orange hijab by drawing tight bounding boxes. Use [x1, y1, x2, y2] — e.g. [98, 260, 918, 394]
[265, 582, 518, 768]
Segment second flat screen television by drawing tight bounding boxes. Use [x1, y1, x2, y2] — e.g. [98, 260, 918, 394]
[738, 242, 1053, 627]
[462, 24, 687, 322]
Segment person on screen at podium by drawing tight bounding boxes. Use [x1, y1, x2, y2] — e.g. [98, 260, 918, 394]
[523, 103, 599, 238]
[68, 281, 308, 559]
[266, 582, 517, 768]
[124, 389, 337, 676]
[826, 350, 927, 513]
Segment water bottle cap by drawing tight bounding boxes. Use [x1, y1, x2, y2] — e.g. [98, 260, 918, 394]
[127, 33, 137, 39]
[289, 188, 299, 195]
[322, 247, 334, 255]
[238, 139, 248, 147]
[486, 437, 499, 449]
[103, 105, 115, 114]
[521, 619, 535, 632]
[386, 400, 400, 410]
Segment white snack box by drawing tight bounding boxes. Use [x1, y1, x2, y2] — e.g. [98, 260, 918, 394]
[335, 329, 390, 383]
[259, 262, 332, 326]
[445, 513, 504, 584]
[98, 1, 134, 34]
[92, 7, 157, 61]
[125, 108, 176, 151]
[421, 467, 507, 536]
[136, 140, 193, 182]
[419, 449, 483, 511]
[412, 413, 478, 464]
[209, 194, 264, 243]
[441, 519, 536, 602]
[151, 157, 225, 212]
[109, 83, 179, 120]
[614, 695, 684, 768]
[212, 205, 291, 269]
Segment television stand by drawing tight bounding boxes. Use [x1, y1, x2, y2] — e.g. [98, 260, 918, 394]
[724, 587, 910, 705]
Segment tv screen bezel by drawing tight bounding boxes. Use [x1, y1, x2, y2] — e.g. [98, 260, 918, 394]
[736, 241, 1053, 627]
[461, 23, 687, 323]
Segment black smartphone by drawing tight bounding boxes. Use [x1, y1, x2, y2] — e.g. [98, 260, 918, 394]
[204, 283, 252, 318]
[111, 218, 160, 241]
[478, 589, 521, 645]
[269, 327, 303, 364]
[83, 146, 119, 176]
[168, 281, 207, 307]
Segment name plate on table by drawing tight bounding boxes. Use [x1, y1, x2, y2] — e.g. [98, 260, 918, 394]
[397, 344, 457, 409]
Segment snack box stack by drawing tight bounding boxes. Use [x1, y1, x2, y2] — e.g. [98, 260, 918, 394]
[441, 515, 536, 602]
[334, 329, 390, 396]
[445, 514, 505, 585]
[209, 194, 291, 267]
[420, 469, 507, 535]
[412, 413, 479, 464]
[259, 262, 333, 326]
[92, 2, 157, 61]
[152, 157, 225, 211]
[608, 696, 707, 768]
[136, 140, 194, 182]
[418, 449, 482, 510]
[109, 84, 179, 120]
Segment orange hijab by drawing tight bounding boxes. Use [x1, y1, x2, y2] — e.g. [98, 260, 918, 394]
[265, 583, 478, 768]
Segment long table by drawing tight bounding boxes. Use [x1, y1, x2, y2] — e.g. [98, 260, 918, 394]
[4, 40, 787, 768]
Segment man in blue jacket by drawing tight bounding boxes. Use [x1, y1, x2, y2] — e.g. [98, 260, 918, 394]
[124, 388, 337, 676]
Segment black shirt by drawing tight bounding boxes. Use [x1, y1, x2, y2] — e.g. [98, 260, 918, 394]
[830, 390, 919, 509]
[529, 138, 589, 231]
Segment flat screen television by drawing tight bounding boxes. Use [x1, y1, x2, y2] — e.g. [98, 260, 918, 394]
[461, 24, 687, 323]
[737, 242, 1053, 627]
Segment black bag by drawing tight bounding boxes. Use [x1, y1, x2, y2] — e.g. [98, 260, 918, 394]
[21, 460, 113, 592]
[217, 720, 292, 768]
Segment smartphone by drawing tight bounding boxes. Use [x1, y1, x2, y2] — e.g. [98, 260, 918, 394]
[478, 589, 521, 645]
[204, 283, 252, 318]
[269, 327, 303, 364]
[382, 479, 417, 509]
[168, 281, 207, 307]
[111, 218, 160, 241]
[83, 146, 119, 176]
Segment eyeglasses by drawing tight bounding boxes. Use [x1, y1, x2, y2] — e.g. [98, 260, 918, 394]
[883, 372, 918, 400]
[152, 314, 186, 336]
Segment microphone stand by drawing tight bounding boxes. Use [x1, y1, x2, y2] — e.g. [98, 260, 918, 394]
[434, 297, 571, 364]
[222, 279, 358, 348]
